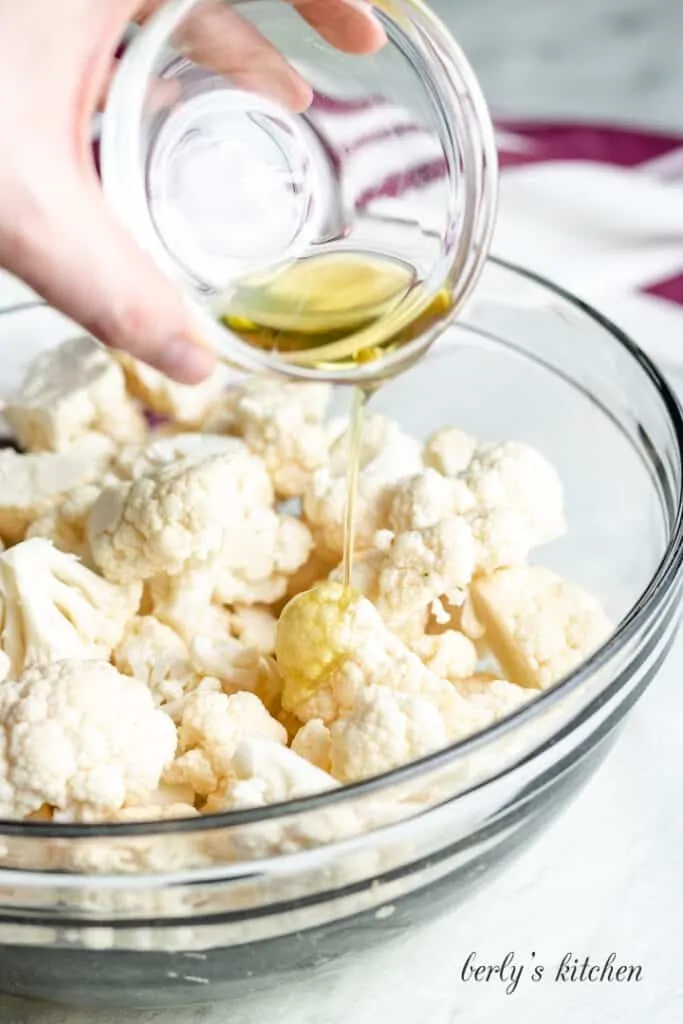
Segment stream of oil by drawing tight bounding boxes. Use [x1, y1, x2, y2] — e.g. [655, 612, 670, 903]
[220, 251, 453, 581]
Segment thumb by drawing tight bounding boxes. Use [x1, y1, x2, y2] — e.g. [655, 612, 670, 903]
[2, 176, 216, 384]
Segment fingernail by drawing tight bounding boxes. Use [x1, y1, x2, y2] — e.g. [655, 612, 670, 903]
[154, 338, 217, 384]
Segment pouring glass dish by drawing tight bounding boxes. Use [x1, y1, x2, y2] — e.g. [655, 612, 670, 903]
[99, 0, 498, 384]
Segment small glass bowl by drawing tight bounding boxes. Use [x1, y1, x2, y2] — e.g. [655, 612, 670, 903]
[100, 0, 498, 384]
[0, 259, 681, 1009]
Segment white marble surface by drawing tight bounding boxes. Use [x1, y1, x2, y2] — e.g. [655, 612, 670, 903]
[2, 1, 683, 1021]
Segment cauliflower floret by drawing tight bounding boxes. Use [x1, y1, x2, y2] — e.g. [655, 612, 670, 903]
[464, 441, 565, 548]
[0, 441, 113, 544]
[386, 468, 474, 533]
[206, 378, 331, 498]
[147, 564, 232, 643]
[89, 450, 271, 583]
[229, 605, 277, 654]
[205, 738, 338, 811]
[114, 433, 248, 481]
[291, 719, 332, 772]
[0, 539, 141, 678]
[113, 616, 198, 709]
[276, 583, 489, 740]
[0, 660, 176, 821]
[116, 353, 229, 428]
[454, 675, 535, 720]
[424, 427, 476, 477]
[410, 630, 477, 682]
[470, 566, 612, 689]
[26, 481, 110, 563]
[215, 509, 312, 605]
[166, 691, 287, 797]
[189, 636, 283, 711]
[304, 415, 423, 558]
[329, 685, 448, 783]
[335, 519, 475, 635]
[3, 336, 147, 452]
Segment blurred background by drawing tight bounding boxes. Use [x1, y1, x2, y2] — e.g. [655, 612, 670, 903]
[430, 0, 683, 131]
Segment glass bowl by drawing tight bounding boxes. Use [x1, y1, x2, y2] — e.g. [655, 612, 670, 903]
[0, 259, 681, 1010]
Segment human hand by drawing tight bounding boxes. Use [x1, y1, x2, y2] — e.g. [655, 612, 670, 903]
[0, 0, 385, 383]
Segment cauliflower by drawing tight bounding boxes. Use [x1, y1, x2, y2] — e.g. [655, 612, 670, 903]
[276, 583, 489, 740]
[291, 719, 332, 772]
[329, 685, 448, 783]
[205, 738, 338, 811]
[26, 481, 109, 563]
[114, 433, 248, 481]
[3, 336, 147, 452]
[0, 440, 113, 544]
[116, 353, 228, 428]
[454, 675, 535, 720]
[0, 539, 141, 678]
[424, 426, 476, 477]
[464, 441, 566, 548]
[386, 468, 474, 533]
[189, 635, 283, 711]
[229, 605, 277, 654]
[88, 450, 271, 583]
[304, 415, 423, 558]
[410, 630, 477, 682]
[0, 660, 176, 820]
[206, 378, 332, 498]
[113, 616, 198, 709]
[147, 564, 231, 643]
[214, 508, 312, 605]
[470, 566, 612, 689]
[166, 691, 287, 797]
[334, 519, 475, 636]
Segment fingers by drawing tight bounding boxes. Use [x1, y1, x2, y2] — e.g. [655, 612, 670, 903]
[292, 0, 386, 54]
[0, 174, 216, 384]
[134, 0, 385, 112]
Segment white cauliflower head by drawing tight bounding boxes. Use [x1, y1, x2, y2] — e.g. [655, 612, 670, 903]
[205, 738, 338, 811]
[166, 691, 287, 798]
[291, 719, 332, 773]
[424, 427, 476, 477]
[147, 564, 231, 643]
[329, 685, 448, 783]
[276, 583, 489, 741]
[454, 675, 535, 720]
[0, 441, 113, 544]
[114, 433, 249, 481]
[117, 353, 229, 428]
[113, 616, 198, 710]
[0, 660, 177, 821]
[470, 566, 612, 689]
[207, 378, 332, 498]
[464, 441, 566, 548]
[88, 450, 271, 583]
[410, 630, 478, 682]
[304, 415, 423, 558]
[189, 635, 283, 712]
[4, 336, 147, 453]
[336, 518, 475, 635]
[26, 481, 108, 564]
[386, 468, 474, 533]
[0, 539, 141, 678]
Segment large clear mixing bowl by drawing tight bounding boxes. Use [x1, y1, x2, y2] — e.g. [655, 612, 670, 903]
[0, 259, 681, 1009]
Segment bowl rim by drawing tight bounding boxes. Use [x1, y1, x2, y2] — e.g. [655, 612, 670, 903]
[1, 255, 682, 840]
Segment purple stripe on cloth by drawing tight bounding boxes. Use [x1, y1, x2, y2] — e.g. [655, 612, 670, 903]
[355, 157, 448, 209]
[643, 273, 683, 306]
[310, 92, 387, 114]
[496, 120, 683, 169]
[339, 123, 429, 158]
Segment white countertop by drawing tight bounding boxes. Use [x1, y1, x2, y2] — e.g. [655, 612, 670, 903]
[2, 1, 683, 1020]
